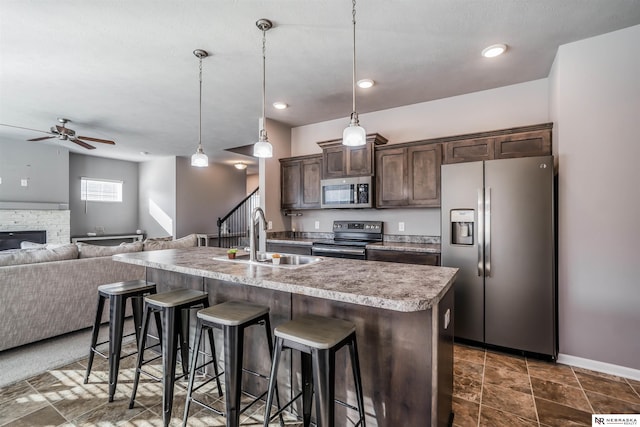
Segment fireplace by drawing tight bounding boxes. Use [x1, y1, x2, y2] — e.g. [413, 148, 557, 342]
[0, 230, 47, 251]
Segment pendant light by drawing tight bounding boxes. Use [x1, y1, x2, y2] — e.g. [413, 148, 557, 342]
[191, 49, 209, 167]
[343, 0, 366, 147]
[253, 19, 273, 158]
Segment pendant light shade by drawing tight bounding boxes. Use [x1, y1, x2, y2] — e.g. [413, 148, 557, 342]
[343, 0, 366, 147]
[191, 49, 209, 167]
[253, 19, 273, 158]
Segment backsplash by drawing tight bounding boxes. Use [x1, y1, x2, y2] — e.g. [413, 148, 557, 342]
[267, 230, 439, 244]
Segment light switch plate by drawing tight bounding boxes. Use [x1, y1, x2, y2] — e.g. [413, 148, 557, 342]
[268, 220, 273, 230]
[21, 179, 28, 187]
[314, 221, 320, 230]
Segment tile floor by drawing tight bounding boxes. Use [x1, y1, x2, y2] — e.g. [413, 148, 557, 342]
[1, 341, 639, 426]
[453, 343, 640, 426]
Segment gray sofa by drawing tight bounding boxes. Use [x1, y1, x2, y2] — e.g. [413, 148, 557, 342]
[0, 234, 197, 352]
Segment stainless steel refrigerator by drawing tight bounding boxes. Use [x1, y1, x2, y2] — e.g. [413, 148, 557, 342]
[441, 156, 557, 358]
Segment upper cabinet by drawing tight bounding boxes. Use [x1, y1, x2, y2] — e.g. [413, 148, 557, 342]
[376, 143, 442, 208]
[443, 123, 552, 164]
[317, 134, 388, 178]
[280, 155, 322, 210]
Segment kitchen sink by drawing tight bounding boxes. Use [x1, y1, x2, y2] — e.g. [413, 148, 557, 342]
[213, 252, 322, 269]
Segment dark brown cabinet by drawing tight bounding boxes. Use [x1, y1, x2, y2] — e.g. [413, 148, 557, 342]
[376, 143, 442, 208]
[280, 155, 322, 210]
[366, 248, 440, 266]
[317, 134, 387, 178]
[443, 123, 552, 164]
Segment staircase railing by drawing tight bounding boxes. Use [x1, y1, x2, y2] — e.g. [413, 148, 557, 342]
[217, 187, 260, 249]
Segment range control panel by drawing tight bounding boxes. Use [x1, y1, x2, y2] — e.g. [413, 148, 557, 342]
[333, 220, 383, 234]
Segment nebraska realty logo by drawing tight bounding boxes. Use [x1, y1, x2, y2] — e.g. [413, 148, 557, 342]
[593, 414, 640, 426]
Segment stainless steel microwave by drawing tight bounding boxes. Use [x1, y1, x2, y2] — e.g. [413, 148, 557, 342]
[320, 176, 373, 208]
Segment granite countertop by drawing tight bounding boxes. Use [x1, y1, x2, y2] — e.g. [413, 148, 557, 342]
[365, 242, 441, 253]
[114, 247, 457, 312]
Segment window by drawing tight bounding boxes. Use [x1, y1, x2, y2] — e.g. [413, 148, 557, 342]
[81, 177, 123, 202]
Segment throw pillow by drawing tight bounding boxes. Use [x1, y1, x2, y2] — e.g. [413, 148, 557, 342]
[0, 244, 79, 266]
[143, 234, 197, 251]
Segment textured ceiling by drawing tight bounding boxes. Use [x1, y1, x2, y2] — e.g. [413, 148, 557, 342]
[1, 1, 639, 167]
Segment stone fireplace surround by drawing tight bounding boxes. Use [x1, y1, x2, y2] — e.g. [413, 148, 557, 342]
[0, 204, 70, 245]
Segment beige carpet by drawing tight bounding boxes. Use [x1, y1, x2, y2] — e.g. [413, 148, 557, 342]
[0, 319, 135, 388]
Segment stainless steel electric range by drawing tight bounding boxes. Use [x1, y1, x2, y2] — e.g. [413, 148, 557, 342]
[311, 220, 383, 260]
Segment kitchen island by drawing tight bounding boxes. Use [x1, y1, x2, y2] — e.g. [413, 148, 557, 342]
[114, 247, 457, 427]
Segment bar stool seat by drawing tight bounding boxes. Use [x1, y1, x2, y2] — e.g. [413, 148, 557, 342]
[264, 314, 366, 427]
[84, 279, 157, 402]
[129, 288, 217, 427]
[183, 300, 283, 427]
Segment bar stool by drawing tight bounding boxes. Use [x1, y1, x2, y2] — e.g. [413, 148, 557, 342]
[84, 279, 157, 402]
[129, 288, 219, 427]
[183, 300, 283, 427]
[263, 314, 366, 427]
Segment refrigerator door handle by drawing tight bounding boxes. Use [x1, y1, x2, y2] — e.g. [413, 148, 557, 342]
[477, 188, 484, 277]
[485, 187, 492, 277]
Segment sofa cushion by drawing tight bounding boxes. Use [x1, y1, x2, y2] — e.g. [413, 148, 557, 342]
[0, 244, 79, 266]
[20, 241, 66, 250]
[143, 234, 197, 251]
[77, 241, 144, 258]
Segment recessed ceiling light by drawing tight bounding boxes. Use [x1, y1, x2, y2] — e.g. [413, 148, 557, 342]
[482, 44, 507, 58]
[234, 162, 248, 170]
[357, 79, 375, 89]
[272, 102, 288, 110]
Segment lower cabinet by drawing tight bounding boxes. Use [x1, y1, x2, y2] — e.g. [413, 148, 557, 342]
[266, 242, 312, 256]
[366, 248, 440, 266]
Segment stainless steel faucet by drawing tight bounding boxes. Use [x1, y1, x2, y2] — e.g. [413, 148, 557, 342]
[249, 207, 268, 262]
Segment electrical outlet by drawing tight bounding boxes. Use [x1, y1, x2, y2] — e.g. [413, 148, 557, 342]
[314, 221, 320, 230]
[399, 222, 405, 232]
[21, 179, 28, 187]
[0, 177, 2, 184]
[268, 220, 273, 230]
[444, 309, 451, 329]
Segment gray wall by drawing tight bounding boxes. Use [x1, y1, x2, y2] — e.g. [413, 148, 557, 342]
[175, 156, 247, 238]
[69, 153, 139, 236]
[0, 141, 69, 204]
[138, 157, 177, 238]
[550, 25, 640, 370]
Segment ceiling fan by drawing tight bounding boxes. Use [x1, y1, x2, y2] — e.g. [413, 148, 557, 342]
[25, 118, 116, 150]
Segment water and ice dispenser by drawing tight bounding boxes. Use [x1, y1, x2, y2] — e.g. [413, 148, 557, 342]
[450, 209, 474, 245]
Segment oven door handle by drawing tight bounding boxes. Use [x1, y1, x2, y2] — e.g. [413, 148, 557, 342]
[312, 247, 366, 256]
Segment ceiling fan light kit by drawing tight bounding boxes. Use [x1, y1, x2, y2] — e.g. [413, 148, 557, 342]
[253, 18, 274, 159]
[342, 0, 366, 147]
[191, 49, 209, 167]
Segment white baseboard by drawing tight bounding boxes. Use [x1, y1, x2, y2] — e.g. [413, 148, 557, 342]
[558, 353, 640, 381]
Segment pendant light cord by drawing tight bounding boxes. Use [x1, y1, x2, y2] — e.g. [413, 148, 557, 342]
[260, 28, 267, 140]
[198, 55, 203, 147]
[351, 0, 357, 117]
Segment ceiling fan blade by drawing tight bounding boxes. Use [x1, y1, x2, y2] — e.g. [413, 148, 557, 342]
[27, 136, 56, 141]
[70, 138, 96, 150]
[77, 135, 116, 145]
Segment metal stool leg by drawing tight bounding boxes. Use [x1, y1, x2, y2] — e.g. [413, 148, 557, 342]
[223, 324, 244, 427]
[263, 316, 285, 427]
[263, 337, 284, 427]
[84, 294, 106, 384]
[107, 294, 126, 402]
[311, 348, 335, 427]
[301, 352, 313, 427]
[183, 317, 205, 424]
[129, 304, 152, 409]
[206, 325, 223, 396]
[161, 307, 179, 427]
[348, 335, 366, 427]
